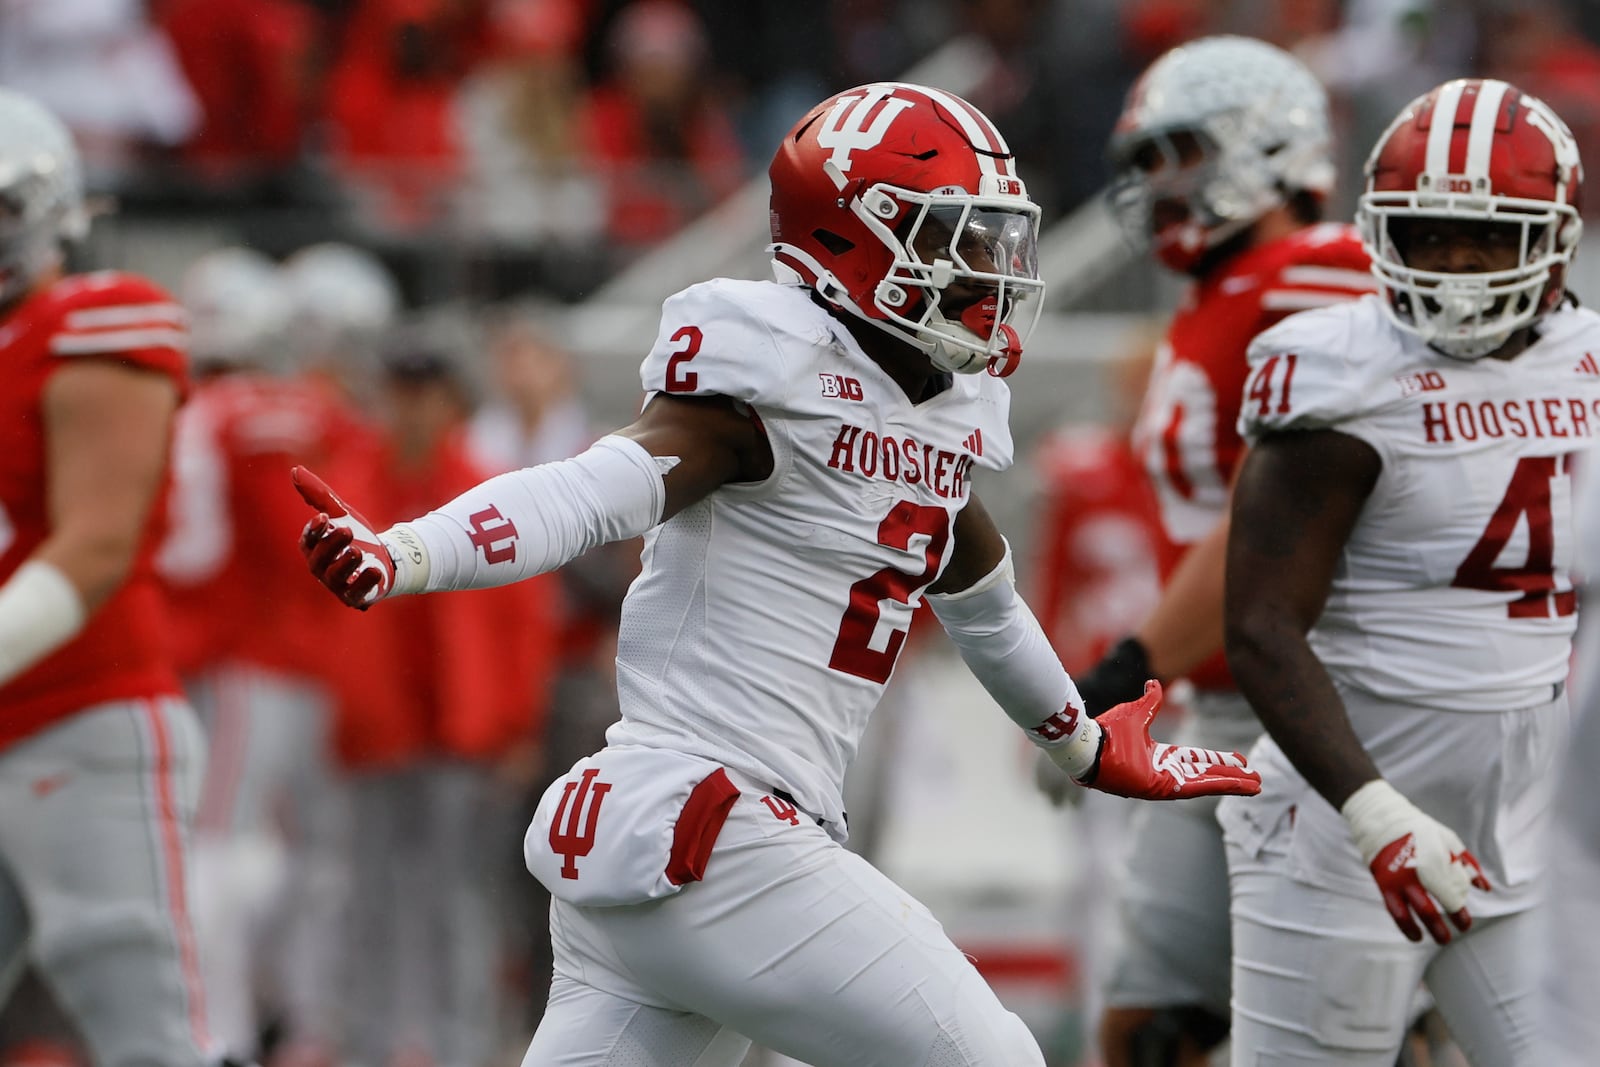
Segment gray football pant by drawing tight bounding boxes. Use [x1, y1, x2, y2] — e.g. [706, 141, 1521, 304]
[0, 697, 210, 1067]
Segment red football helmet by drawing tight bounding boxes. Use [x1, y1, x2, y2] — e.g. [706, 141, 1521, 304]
[768, 83, 1043, 377]
[1358, 78, 1584, 359]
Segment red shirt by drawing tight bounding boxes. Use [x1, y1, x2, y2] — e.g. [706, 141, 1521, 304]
[1031, 426, 1172, 674]
[159, 372, 379, 680]
[1130, 223, 1373, 689]
[159, 0, 316, 173]
[330, 432, 562, 769]
[0, 273, 189, 749]
[577, 84, 746, 247]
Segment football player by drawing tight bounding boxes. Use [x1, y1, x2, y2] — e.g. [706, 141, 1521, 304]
[1046, 36, 1375, 1067]
[159, 247, 360, 1067]
[1223, 77, 1595, 1065]
[296, 82, 1261, 1065]
[0, 89, 210, 1067]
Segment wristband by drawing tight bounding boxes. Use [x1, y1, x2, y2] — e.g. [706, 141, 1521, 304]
[0, 560, 88, 687]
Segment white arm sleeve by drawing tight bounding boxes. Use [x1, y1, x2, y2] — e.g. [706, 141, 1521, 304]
[927, 543, 1103, 777]
[385, 435, 668, 594]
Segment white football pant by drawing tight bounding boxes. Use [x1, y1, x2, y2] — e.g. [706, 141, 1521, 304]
[524, 772, 1044, 1066]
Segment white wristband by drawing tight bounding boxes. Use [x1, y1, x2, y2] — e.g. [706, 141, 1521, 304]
[1340, 779, 1416, 864]
[381, 523, 431, 596]
[0, 560, 88, 687]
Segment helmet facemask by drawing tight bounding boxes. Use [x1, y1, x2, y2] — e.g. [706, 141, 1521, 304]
[1110, 113, 1331, 274]
[865, 187, 1043, 376]
[1361, 192, 1582, 360]
[0, 154, 86, 307]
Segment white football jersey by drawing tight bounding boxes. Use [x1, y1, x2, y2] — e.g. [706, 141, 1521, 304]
[606, 279, 1014, 837]
[1240, 295, 1600, 712]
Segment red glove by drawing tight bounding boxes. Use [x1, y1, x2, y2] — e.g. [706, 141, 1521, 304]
[1341, 779, 1492, 944]
[292, 466, 395, 609]
[1078, 681, 1262, 800]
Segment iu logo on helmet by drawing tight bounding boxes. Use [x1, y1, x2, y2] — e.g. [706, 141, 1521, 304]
[548, 768, 612, 879]
[817, 86, 914, 174]
[467, 505, 519, 565]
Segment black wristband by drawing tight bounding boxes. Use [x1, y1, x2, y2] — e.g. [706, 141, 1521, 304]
[1076, 636, 1156, 718]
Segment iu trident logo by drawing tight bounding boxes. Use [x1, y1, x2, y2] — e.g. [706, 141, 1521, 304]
[467, 505, 519, 565]
[548, 768, 612, 880]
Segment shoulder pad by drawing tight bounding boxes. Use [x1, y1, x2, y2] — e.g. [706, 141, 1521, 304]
[1238, 298, 1391, 441]
[1258, 225, 1376, 319]
[41, 271, 188, 379]
[639, 280, 826, 406]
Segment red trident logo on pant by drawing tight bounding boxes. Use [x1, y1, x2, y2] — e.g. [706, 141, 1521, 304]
[760, 794, 801, 826]
[549, 768, 612, 879]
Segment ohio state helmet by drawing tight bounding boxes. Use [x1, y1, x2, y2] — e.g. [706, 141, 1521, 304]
[1108, 36, 1335, 273]
[0, 88, 88, 307]
[1358, 78, 1584, 360]
[280, 242, 399, 348]
[180, 246, 290, 369]
[768, 82, 1043, 377]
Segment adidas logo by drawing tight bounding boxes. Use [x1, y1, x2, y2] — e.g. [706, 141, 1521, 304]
[962, 429, 984, 456]
[1576, 352, 1600, 377]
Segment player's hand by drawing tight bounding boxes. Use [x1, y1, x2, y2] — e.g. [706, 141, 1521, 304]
[1076, 681, 1262, 800]
[1033, 748, 1082, 808]
[292, 465, 394, 609]
[1075, 636, 1157, 717]
[1341, 779, 1491, 944]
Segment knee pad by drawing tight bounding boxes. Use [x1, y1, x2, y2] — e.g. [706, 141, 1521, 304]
[1123, 1006, 1229, 1067]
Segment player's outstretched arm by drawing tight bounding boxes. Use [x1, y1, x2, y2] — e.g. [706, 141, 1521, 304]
[928, 497, 1261, 802]
[295, 393, 771, 609]
[1226, 428, 1489, 943]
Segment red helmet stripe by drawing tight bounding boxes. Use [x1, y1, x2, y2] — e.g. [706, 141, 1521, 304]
[1426, 80, 1467, 175]
[1464, 81, 1511, 179]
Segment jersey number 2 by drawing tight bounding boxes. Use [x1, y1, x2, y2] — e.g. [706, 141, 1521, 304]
[1452, 454, 1575, 618]
[664, 326, 701, 393]
[829, 502, 950, 683]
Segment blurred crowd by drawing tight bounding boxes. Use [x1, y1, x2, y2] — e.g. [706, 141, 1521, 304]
[3, 0, 1597, 297]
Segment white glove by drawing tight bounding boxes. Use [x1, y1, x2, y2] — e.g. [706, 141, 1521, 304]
[1341, 779, 1491, 944]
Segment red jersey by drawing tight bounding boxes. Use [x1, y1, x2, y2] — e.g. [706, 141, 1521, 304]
[1031, 425, 1172, 674]
[158, 372, 379, 680]
[0, 272, 189, 749]
[1130, 223, 1373, 688]
[329, 432, 561, 769]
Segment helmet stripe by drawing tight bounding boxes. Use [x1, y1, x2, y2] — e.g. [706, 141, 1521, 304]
[1464, 80, 1510, 179]
[1426, 80, 1467, 176]
[890, 82, 1014, 178]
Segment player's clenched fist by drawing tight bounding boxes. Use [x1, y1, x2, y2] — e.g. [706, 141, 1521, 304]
[292, 466, 397, 609]
[1068, 681, 1262, 801]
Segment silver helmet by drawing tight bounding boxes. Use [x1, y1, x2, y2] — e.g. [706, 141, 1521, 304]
[1108, 36, 1335, 273]
[180, 246, 291, 369]
[0, 89, 88, 305]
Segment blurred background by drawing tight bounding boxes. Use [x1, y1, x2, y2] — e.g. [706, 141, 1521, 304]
[3, 1, 1599, 1065]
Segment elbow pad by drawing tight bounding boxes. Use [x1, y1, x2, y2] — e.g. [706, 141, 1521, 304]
[395, 435, 668, 593]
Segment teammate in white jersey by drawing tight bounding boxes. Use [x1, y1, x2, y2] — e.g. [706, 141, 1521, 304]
[1047, 38, 1372, 1067]
[293, 83, 1261, 1067]
[1222, 78, 1597, 1066]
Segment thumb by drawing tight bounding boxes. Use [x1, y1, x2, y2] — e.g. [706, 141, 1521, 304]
[292, 466, 348, 519]
[1134, 678, 1163, 730]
